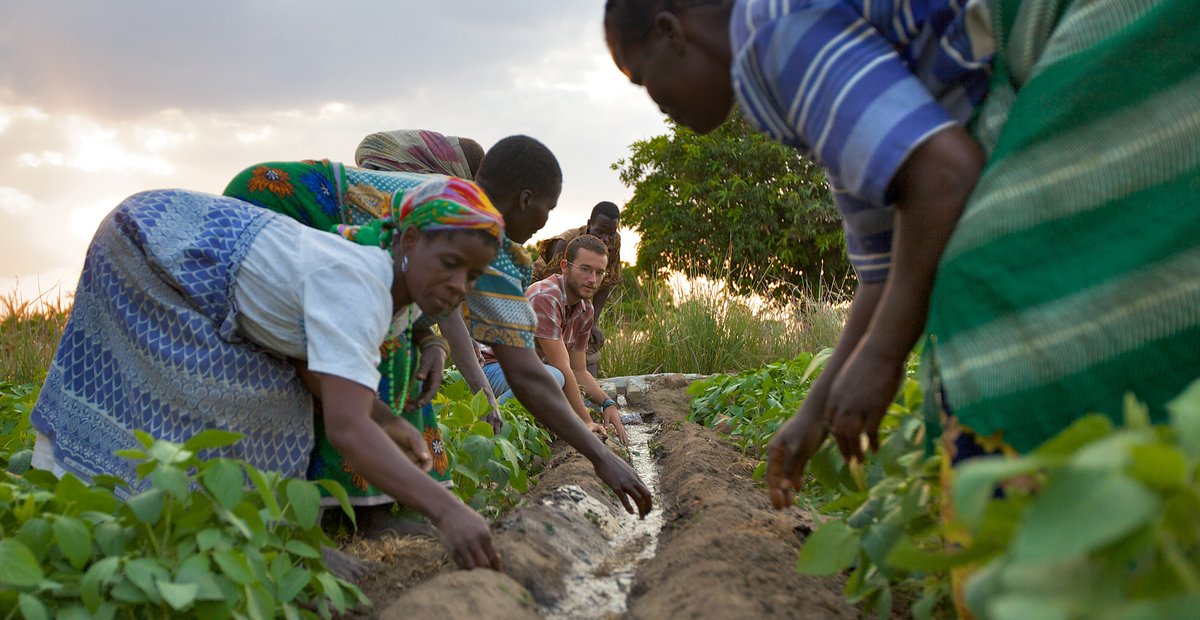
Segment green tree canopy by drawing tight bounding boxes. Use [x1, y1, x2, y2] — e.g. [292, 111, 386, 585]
[614, 115, 852, 297]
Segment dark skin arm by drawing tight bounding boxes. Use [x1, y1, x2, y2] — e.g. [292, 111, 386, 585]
[318, 372, 502, 571]
[293, 360, 432, 470]
[766, 127, 985, 509]
[492, 343, 653, 517]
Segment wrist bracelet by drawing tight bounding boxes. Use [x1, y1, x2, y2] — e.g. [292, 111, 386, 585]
[601, 398, 617, 409]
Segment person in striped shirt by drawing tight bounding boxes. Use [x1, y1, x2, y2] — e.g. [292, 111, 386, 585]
[605, 0, 990, 479]
[606, 0, 1200, 530]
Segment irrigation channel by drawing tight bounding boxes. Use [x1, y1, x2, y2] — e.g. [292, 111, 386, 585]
[352, 374, 859, 619]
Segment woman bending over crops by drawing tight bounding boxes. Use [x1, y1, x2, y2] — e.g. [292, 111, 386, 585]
[30, 176, 507, 571]
[224, 139, 653, 526]
[604, 0, 1200, 476]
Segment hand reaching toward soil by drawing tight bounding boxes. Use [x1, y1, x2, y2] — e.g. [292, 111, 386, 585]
[603, 405, 629, 445]
[765, 401, 831, 510]
[433, 504, 504, 571]
[594, 452, 653, 517]
[826, 350, 905, 463]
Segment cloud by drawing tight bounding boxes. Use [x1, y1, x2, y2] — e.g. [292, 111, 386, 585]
[0, 1, 671, 298]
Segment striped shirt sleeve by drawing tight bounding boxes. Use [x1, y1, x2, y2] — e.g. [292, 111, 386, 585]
[732, 0, 958, 281]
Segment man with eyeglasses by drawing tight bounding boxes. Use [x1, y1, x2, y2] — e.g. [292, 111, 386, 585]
[532, 201, 622, 377]
[482, 234, 629, 445]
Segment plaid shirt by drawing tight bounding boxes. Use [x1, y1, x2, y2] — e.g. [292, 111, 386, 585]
[527, 274, 594, 364]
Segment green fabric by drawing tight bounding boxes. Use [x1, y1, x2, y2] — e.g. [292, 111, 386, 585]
[925, 0, 1200, 453]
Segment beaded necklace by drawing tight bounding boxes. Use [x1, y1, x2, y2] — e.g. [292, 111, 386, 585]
[382, 329, 413, 415]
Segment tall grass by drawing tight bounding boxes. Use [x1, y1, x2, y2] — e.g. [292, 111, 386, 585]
[599, 272, 848, 377]
[0, 288, 70, 384]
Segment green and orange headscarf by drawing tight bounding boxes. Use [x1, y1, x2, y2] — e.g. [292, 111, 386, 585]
[334, 176, 504, 251]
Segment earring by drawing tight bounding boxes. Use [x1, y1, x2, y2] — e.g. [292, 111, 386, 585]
[401, 255, 409, 273]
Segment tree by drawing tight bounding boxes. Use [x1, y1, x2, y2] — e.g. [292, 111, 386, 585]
[613, 114, 852, 298]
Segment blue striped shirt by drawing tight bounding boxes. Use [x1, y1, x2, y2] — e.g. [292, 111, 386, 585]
[731, 0, 994, 281]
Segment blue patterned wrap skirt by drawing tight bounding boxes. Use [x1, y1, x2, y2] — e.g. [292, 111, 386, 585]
[30, 189, 315, 493]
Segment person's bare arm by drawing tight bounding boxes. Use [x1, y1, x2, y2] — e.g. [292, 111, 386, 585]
[764, 280, 883, 508]
[766, 127, 984, 509]
[538, 336, 604, 434]
[570, 347, 628, 445]
[439, 307, 502, 432]
[826, 127, 984, 460]
[317, 373, 501, 570]
[292, 359, 431, 470]
[492, 344, 652, 517]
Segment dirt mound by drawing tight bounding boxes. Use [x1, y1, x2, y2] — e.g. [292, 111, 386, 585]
[378, 570, 540, 619]
[344, 374, 853, 619]
[627, 377, 855, 619]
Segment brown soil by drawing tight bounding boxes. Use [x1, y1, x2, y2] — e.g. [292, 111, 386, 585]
[341, 374, 855, 619]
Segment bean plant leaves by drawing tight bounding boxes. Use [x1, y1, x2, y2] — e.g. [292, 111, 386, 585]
[156, 580, 199, 611]
[796, 520, 860, 575]
[284, 539, 321, 559]
[214, 549, 256, 585]
[125, 488, 165, 524]
[1128, 444, 1188, 491]
[183, 429, 244, 452]
[315, 479, 354, 524]
[52, 515, 92, 570]
[1167, 377, 1200, 458]
[286, 479, 320, 530]
[80, 556, 120, 612]
[202, 459, 244, 509]
[0, 538, 44, 587]
[1011, 469, 1157, 564]
[953, 455, 1044, 530]
[18, 593, 49, 620]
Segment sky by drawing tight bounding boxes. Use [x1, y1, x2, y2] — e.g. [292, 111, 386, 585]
[0, 1, 668, 308]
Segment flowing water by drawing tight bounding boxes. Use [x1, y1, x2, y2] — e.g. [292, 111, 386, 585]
[542, 409, 664, 619]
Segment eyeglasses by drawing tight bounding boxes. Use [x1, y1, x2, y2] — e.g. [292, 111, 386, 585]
[567, 262, 608, 279]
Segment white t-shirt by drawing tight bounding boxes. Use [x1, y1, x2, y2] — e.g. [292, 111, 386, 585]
[232, 213, 418, 391]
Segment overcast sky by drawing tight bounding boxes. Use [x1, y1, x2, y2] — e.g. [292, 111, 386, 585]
[0, 1, 668, 306]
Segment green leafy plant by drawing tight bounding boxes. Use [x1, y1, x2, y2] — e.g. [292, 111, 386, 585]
[690, 352, 952, 617]
[688, 350, 828, 461]
[434, 377, 551, 519]
[0, 430, 368, 619]
[0, 381, 38, 455]
[933, 381, 1200, 619]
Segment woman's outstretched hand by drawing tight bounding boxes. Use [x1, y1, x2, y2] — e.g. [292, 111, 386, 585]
[433, 504, 504, 571]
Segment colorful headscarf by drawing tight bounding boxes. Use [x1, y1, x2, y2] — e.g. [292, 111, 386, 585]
[355, 130, 474, 178]
[334, 176, 503, 251]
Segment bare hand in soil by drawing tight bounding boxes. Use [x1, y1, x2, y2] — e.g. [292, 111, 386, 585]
[588, 421, 609, 439]
[766, 405, 831, 509]
[408, 345, 446, 411]
[434, 505, 504, 571]
[595, 453, 653, 517]
[379, 417, 433, 472]
[603, 406, 629, 445]
[321, 545, 376, 582]
[826, 351, 905, 463]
